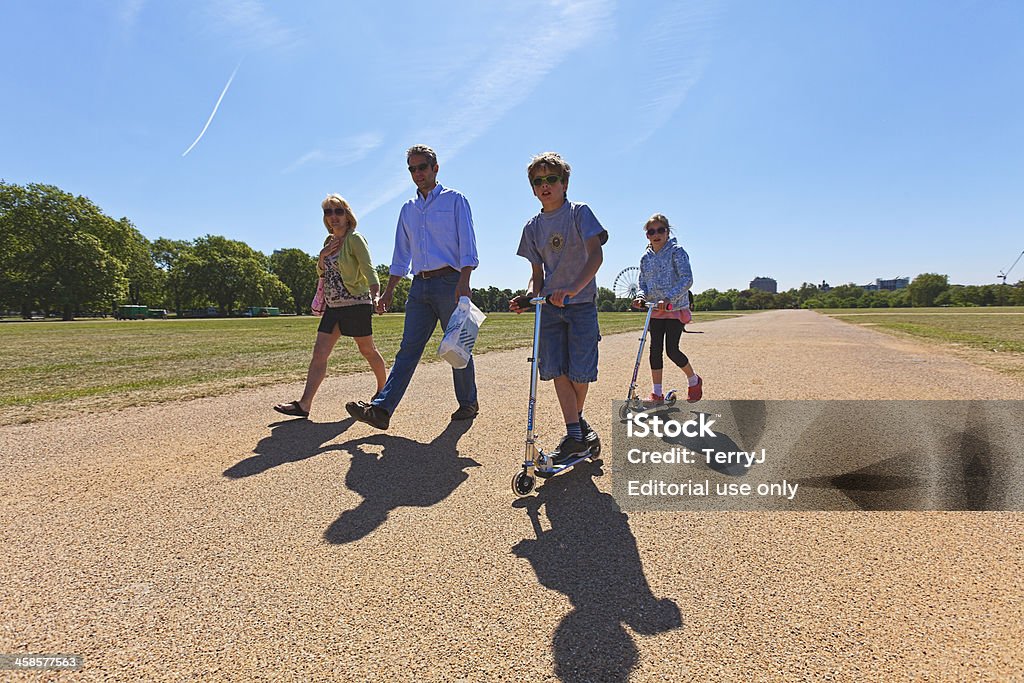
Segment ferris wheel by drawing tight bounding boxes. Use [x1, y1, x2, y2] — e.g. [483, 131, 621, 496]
[612, 266, 641, 300]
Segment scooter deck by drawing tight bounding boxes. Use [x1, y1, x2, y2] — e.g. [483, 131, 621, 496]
[535, 451, 595, 478]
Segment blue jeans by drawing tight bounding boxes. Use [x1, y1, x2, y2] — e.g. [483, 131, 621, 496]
[374, 273, 477, 414]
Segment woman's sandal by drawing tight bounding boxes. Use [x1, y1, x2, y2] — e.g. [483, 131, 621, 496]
[273, 400, 309, 418]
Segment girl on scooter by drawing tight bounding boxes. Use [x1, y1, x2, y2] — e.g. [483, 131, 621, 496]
[631, 213, 702, 404]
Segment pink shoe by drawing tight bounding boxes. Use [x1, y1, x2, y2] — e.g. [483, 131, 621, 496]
[687, 376, 703, 403]
[648, 393, 665, 405]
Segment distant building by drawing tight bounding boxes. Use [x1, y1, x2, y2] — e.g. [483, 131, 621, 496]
[862, 277, 909, 291]
[749, 277, 777, 294]
[819, 280, 831, 292]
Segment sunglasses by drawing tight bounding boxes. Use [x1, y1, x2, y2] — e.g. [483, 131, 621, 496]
[646, 226, 668, 236]
[531, 174, 562, 187]
[323, 207, 347, 216]
[408, 162, 432, 173]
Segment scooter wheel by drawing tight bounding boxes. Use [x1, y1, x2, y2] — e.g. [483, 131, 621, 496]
[589, 441, 602, 457]
[618, 402, 631, 420]
[665, 390, 677, 407]
[512, 470, 535, 497]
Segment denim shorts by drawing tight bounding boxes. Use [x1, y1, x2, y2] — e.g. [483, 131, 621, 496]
[538, 302, 600, 382]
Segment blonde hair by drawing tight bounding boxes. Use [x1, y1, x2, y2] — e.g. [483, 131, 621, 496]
[321, 194, 357, 235]
[644, 213, 672, 236]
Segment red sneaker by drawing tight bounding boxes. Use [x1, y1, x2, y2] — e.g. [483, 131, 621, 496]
[648, 393, 665, 406]
[687, 376, 703, 403]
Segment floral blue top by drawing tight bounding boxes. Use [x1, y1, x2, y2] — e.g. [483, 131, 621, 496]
[637, 237, 693, 311]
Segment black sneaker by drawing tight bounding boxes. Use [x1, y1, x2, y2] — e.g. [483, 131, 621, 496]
[552, 435, 589, 465]
[356, 392, 382, 409]
[450, 402, 479, 421]
[345, 401, 390, 430]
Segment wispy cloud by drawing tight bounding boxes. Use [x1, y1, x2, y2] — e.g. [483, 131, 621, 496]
[283, 133, 385, 174]
[116, 0, 145, 31]
[623, 0, 720, 150]
[360, 0, 615, 216]
[202, 0, 301, 53]
[181, 62, 241, 157]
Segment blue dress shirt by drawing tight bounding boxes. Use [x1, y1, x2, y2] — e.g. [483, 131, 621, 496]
[389, 184, 479, 278]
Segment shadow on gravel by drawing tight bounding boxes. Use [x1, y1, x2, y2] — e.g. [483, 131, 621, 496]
[512, 463, 682, 683]
[324, 420, 479, 545]
[223, 418, 358, 479]
[792, 402, 1004, 510]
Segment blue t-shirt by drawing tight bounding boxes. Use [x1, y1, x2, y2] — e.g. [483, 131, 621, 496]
[516, 201, 608, 304]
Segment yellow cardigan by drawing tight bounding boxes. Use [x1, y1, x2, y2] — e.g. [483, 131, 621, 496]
[318, 230, 379, 296]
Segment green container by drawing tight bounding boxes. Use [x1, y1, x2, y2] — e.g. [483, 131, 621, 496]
[116, 305, 148, 320]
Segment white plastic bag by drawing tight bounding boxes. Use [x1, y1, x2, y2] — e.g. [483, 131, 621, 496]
[438, 296, 486, 369]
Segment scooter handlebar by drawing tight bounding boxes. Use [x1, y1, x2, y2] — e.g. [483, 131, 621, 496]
[513, 295, 552, 310]
[636, 299, 671, 311]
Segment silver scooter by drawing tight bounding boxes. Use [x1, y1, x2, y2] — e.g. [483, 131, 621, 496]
[618, 300, 677, 420]
[511, 296, 601, 497]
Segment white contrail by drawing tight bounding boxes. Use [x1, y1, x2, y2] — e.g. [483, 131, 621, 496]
[182, 62, 241, 157]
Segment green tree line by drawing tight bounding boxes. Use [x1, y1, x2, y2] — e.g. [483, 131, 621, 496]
[692, 274, 1024, 311]
[3, 181, 1021, 319]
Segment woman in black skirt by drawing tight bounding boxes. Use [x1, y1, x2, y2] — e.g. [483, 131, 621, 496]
[274, 194, 386, 418]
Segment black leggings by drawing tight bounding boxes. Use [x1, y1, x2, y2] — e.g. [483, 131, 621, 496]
[648, 318, 689, 371]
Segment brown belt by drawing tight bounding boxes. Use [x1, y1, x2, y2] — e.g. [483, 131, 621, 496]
[416, 266, 458, 279]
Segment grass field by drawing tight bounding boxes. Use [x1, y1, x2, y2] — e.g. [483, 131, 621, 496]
[821, 306, 1024, 379]
[0, 311, 740, 424]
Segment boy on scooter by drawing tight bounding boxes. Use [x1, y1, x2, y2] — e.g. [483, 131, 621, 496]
[509, 152, 608, 464]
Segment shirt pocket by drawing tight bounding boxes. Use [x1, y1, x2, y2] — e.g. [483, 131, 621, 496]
[426, 210, 455, 235]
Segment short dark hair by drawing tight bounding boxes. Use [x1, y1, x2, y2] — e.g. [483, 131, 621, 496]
[406, 144, 437, 167]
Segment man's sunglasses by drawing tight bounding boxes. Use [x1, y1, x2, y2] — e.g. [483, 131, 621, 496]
[323, 207, 347, 216]
[646, 226, 668, 236]
[531, 174, 562, 187]
[408, 162, 432, 173]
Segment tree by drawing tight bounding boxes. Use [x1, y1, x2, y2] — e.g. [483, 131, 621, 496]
[375, 263, 411, 312]
[261, 275, 294, 312]
[112, 218, 161, 306]
[0, 181, 129, 319]
[693, 289, 720, 311]
[151, 238, 192, 313]
[597, 286, 617, 310]
[178, 235, 285, 315]
[53, 232, 127, 319]
[470, 286, 516, 312]
[270, 248, 318, 315]
[907, 273, 949, 307]
[796, 282, 820, 306]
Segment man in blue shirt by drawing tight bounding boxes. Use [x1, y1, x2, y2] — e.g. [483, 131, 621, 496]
[346, 145, 480, 430]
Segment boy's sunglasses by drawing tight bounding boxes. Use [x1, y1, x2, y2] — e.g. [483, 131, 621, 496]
[531, 174, 562, 187]
[646, 226, 668, 236]
[408, 162, 432, 173]
[323, 207, 347, 216]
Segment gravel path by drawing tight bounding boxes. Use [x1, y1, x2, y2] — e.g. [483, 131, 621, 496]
[1, 310, 1021, 681]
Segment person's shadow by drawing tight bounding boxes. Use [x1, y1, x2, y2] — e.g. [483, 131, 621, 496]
[223, 418, 358, 479]
[324, 420, 479, 544]
[512, 464, 682, 683]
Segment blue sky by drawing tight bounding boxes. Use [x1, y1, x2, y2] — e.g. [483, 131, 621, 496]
[3, 0, 1022, 293]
